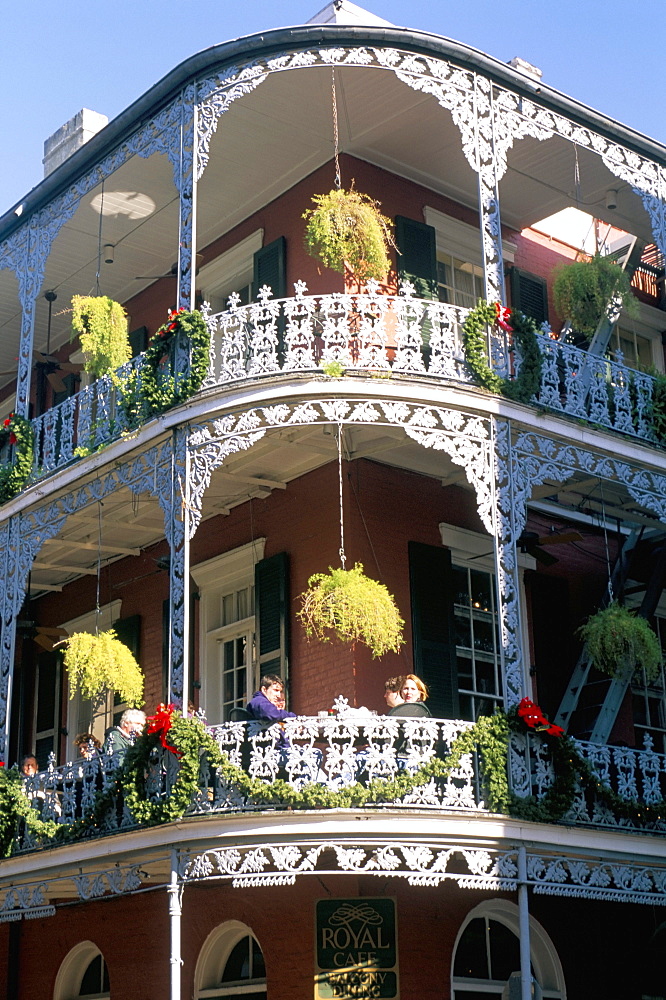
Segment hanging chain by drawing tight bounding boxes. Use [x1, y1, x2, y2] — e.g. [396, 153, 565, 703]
[337, 424, 346, 569]
[95, 181, 105, 296]
[599, 481, 614, 603]
[95, 499, 103, 635]
[332, 68, 341, 190]
[573, 145, 581, 211]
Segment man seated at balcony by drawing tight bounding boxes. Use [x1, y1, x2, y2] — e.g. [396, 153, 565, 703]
[383, 676, 405, 712]
[103, 709, 147, 761]
[246, 674, 296, 725]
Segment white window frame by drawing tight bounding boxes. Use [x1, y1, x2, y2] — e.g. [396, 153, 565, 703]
[191, 539, 266, 726]
[62, 600, 122, 762]
[612, 300, 666, 373]
[53, 941, 110, 1000]
[439, 524, 535, 709]
[198, 229, 264, 314]
[194, 920, 266, 999]
[451, 899, 565, 1000]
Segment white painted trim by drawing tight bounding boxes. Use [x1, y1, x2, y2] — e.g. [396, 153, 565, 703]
[191, 538, 265, 591]
[425, 206, 516, 264]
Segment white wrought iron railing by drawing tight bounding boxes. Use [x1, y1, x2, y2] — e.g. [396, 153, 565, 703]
[13, 718, 666, 852]
[24, 285, 664, 484]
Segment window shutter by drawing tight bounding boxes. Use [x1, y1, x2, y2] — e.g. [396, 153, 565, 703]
[128, 325, 148, 359]
[112, 614, 141, 662]
[408, 541, 459, 718]
[253, 236, 286, 300]
[254, 552, 289, 683]
[509, 267, 549, 326]
[395, 216, 437, 299]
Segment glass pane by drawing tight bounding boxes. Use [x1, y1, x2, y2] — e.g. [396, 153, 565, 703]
[476, 659, 496, 694]
[79, 954, 104, 995]
[252, 938, 266, 979]
[470, 571, 492, 612]
[488, 920, 520, 982]
[453, 918, 488, 978]
[237, 588, 248, 621]
[455, 615, 472, 649]
[453, 567, 469, 605]
[222, 593, 234, 627]
[222, 937, 250, 983]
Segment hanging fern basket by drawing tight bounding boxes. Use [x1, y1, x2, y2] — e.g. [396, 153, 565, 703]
[71, 295, 131, 378]
[297, 563, 404, 659]
[577, 602, 662, 682]
[62, 630, 144, 706]
[303, 187, 395, 285]
[552, 254, 637, 339]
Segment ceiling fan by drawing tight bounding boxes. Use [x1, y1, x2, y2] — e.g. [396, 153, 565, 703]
[0, 291, 83, 392]
[518, 529, 583, 566]
[16, 619, 68, 652]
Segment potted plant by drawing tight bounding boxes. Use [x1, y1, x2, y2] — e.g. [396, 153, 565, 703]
[297, 562, 404, 658]
[303, 186, 395, 287]
[552, 254, 637, 339]
[577, 602, 662, 681]
[71, 295, 131, 378]
[60, 629, 144, 709]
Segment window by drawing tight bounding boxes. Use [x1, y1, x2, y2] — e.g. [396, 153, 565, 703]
[437, 253, 484, 309]
[609, 324, 655, 370]
[195, 922, 267, 1000]
[192, 541, 265, 726]
[53, 942, 110, 1000]
[197, 230, 264, 313]
[452, 564, 502, 720]
[409, 526, 533, 721]
[452, 901, 564, 1000]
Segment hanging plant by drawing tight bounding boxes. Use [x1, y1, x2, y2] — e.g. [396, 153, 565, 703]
[461, 301, 543, 403]
[297, 562, 404, 658]
[577, 602, 662, 682]
[552, 254, 637, 339]
[0, 413, 34, 505]
[61, 629, 144, 706]
[139, 307, 210, 416]
[71, 295, 131, 378]
[303, 187, 395, 284]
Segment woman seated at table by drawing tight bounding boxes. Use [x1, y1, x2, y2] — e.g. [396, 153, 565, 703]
[387, 674, 431, 717]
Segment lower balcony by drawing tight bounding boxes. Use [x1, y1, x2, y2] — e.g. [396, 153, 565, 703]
[22, 286, 665, 488]
[10, 713, 666, 856]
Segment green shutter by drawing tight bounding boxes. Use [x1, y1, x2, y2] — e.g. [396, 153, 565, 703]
[255, 552, 289, 683]
[509, 267, 549, 326]
[112, 614, 141, 662]
[253, 236, 286, 300]
[395, 216, 437, 299]
[408, 541, 459, 718]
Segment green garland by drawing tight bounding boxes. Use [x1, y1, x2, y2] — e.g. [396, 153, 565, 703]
[461, 301, 543, 404]
[0, 413, 35, 505]
[0, 767, 58, 858]
[8, 710, 666, 855]
[139, 308, 210, 416]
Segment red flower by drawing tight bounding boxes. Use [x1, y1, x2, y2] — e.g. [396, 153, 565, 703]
[8, 433, 16, 446]
[146, 703, 183, 757]
[3, 418, 10, 428]
[494, 302, 513, 333]
[517, 697, 564, 737]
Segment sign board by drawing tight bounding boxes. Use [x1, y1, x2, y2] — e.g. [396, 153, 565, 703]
[315, 898, 398, 999]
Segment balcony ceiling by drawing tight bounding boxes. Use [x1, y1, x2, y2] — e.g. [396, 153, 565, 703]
[0, 59, 658, 390]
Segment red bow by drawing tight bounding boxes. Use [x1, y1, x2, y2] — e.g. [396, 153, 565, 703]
[146, 703, 183, 757]
[494, 302, 513, 332]
[517, 697, 564, 737]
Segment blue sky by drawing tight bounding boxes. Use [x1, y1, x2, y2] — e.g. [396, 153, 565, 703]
[2, 0, 663, 213]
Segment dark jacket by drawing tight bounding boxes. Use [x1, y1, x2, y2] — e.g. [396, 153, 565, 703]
[387, 702, 431, 718]
[246, 690, 296, 723]
[103, 726, 134, 758]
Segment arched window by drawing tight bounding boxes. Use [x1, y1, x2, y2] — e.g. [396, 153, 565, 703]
[195, 920, 267, 1000]
[53, 942, 110, 1000]
[452, 901, 565, 1000]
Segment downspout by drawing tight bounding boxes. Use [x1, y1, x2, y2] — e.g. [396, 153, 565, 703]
[168, 848, 183, 1000]
[517, 846, 532, 1000]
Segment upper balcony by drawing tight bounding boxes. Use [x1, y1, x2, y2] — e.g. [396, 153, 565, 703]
[11, 281, 664, 500]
